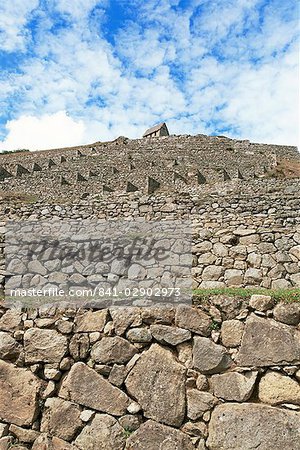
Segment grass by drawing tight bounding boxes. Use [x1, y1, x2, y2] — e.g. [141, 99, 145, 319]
[193, 287, 300, 303]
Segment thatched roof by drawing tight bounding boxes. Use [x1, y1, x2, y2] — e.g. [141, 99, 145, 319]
[143, 122, 167, 137]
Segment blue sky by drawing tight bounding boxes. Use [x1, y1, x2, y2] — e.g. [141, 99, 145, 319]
[0, 0, 299, 150]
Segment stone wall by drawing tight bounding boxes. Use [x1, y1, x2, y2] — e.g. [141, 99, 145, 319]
[0, 134, 298, 201]
[0, 296, 299, 449]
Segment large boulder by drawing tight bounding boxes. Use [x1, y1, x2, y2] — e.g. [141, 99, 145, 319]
[24, 328, 68, 364]
[237, 314, 300, 366]
[0, 331, 20, 360]
[125, 344, 186, 427]
[59, 362, 130, 416]
[75, 310, 108, 332]
[75, 414, 125, 450]
[125, 420, 194, 450]
[0, 360, 41, 426]
[207, 403, 300, 449]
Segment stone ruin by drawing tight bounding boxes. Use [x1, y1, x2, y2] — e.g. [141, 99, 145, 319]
[0, 131, 299, 449]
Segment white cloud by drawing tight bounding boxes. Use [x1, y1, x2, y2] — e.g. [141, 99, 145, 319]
[0, 111, 86, 151]
[0, 0, 39, 52]
[0, 0, 298, 149]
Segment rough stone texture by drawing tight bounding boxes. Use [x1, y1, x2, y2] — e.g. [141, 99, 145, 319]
[207, 403, 300, 450]
[24, 328, 68, 364]
[0, 360, 41, 426]
[258, 371, 300, 405]
[210, 371, 258, 401]
[237, 314, 300, 366]
[220, 320, 244, 347]
[249, 294, 274, 311]
[91, 336, 137, 364]
[9, 424, 39, 443]
[0, 331, 20, 360]
[75, 310, 108, 332]
[193, 336, 232, 374]
[0, 310, 22, 331]
[41, 398, 82, 441]
[273, 302, 300, 325]
[75, 414, 125, 450]
[175, 305, 211, 335]
[125, 420, 194, 450]
[149, 324, 191, 345]
[186, 389, 218, 420]
[125, 344, 186, 427]
[59, 362, 130, 416]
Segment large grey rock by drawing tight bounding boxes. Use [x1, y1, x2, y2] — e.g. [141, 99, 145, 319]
[175, 305, 211, 335]
[150, 324, 191, 345]
[75, 414, 125, 450]
[91, 336, 137, 364]
[41, 397, 82, 441]
[125, 344, 186, 427]
[59, 362, 130, 416]
[0, 331, 20, 360]
[207, 403, 300, 450]
[24, 328, 68, 364]
[258, 371, 300, 405]
[0, 360, 41, 426]
[211, 371, 258, 401]
[237, 314, 300, 366]
[125, 420, 194, 450]
[193, 336, 232, 374]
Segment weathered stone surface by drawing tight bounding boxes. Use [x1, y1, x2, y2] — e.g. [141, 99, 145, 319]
[175, 305, 211, 335]
[69, 333, 89, 361]
[0, 331, 20, 360]
[110, 308, 142, 335]
[91, 336, 137, 364]
[249, 294, 274, 311]
[207, 403, 300, 450]
[150, 324, 191, 345]
[9, 424, 39, 443]
[24, 328, 68, 364]
[0, 360, 41, 426]
[125, 344, 186, 427]
[41, 398, 82, 441]
[125, 420, 194, 450]
[52, 436, 76, 450]
[220, 320, 244, 347]
[258, 371, 300, 405]
[75, 414, 125, 450]
[0, 310, 22, 331]
[118, 414, 140, 431]
[193, 336, 232, 374]
[75, 310, 108, 332]
[237, 314, 300, 366]
[126, 327, 152, 343]
[32, 434, 52, 450]
[187, 389, 218, 420]
[273, 302, 300, 325]
[141, 306, 175, 325]
[59, 362, 130, 415]
[211, 371, 258, 401]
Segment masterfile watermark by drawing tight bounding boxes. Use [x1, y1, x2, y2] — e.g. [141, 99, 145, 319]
[5, 219, 192, 308]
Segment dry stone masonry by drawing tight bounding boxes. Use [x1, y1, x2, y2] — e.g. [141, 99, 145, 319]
[0, 298, 299, 449]
[0, 131, 299, 448]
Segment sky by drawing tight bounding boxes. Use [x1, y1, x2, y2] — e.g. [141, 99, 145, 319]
[0, 0, 299, 151]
